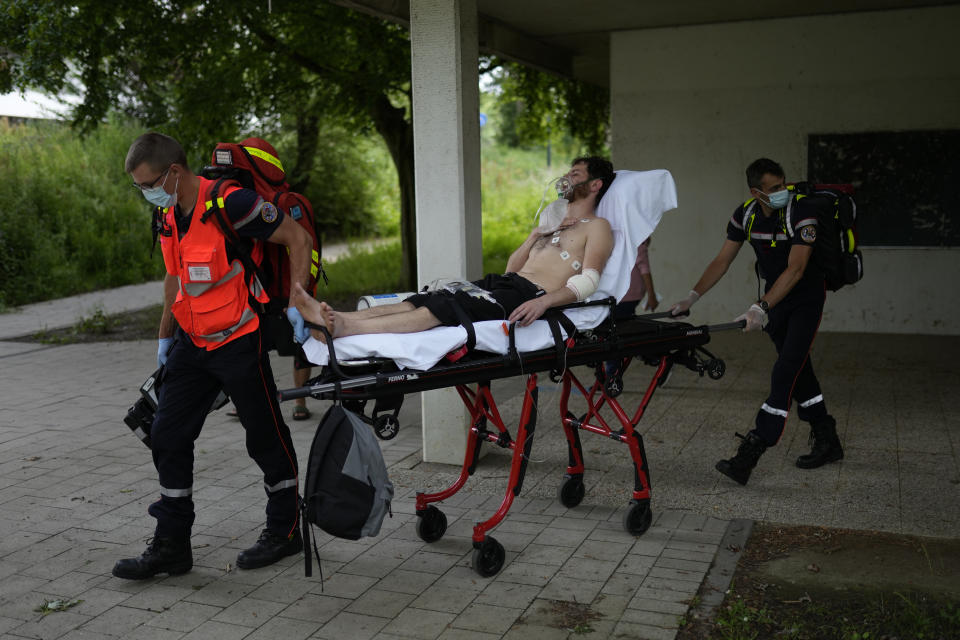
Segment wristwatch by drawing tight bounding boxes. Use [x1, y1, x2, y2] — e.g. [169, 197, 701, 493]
[756, 300, 769, 312]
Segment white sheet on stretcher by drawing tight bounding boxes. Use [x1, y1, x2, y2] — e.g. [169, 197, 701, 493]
[302, 169, 678, 371]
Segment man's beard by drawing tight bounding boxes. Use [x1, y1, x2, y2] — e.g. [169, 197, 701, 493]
[567, 181, 591, 203]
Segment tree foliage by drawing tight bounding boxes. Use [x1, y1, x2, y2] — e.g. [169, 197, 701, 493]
[1, 1, 609, 289]
[489, 60, 609, 154]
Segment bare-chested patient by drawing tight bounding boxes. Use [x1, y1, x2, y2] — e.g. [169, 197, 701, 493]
[293, 157, 616, 342]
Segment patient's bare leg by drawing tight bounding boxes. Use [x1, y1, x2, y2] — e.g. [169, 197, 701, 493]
[292, 283, 440, 341]
[337, 306, 441, 337]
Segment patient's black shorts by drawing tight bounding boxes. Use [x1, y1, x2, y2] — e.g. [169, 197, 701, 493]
[406, 273, 545, 327]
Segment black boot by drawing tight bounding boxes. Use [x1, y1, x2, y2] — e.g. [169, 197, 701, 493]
[716, 432, 768, 486]
[112, 537, 192, 580]
[236, 529, 303, 570]
[796, 416, 844, 469]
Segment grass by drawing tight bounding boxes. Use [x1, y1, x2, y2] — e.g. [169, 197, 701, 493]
[0, 116, 574, 309]
[318, 142, 573, 296]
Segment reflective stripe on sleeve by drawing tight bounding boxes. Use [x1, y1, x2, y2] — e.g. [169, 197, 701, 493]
[233, 196, 265, 230]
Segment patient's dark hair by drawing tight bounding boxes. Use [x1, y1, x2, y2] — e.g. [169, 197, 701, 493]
[573, 156, 616, 204]
[745, 158, 785, 190]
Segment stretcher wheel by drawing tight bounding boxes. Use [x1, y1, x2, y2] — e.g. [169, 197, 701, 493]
[604, 376, 623, 397]
[707, 358, 726, 380]
[373, 414, 400, 440]
[472, 536, 505, 577]
[415, 506, 447, 543]
[557, 475, 585, 508]
[623, 499, 653, 536]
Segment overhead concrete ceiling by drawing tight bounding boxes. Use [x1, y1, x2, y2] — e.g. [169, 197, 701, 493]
[331, 0, 958, 85]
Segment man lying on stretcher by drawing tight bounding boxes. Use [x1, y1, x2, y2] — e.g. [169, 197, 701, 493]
[291, 157, 616, 341]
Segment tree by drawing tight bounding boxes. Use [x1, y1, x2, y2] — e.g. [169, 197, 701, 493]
[1, 1, 608, 288]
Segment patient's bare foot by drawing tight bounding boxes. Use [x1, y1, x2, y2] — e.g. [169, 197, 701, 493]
[318, 302, 342, 340]
[291, 282, 334, 343]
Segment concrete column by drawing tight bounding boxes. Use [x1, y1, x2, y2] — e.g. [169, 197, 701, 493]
[410, 0, 482, 463]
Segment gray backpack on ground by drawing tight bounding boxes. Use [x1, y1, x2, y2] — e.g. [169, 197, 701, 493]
[301, 404, 394, 576]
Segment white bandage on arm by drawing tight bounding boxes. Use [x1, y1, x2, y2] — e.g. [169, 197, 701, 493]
[565, 268, 601, 302]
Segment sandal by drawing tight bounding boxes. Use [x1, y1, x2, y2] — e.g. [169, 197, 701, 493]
[292, 405, 311, 421]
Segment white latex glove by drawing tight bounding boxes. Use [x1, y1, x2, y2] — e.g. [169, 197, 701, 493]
[735, 303, 766, 331]
[157, 337, 174, 368]
[669, 290, 700, 317]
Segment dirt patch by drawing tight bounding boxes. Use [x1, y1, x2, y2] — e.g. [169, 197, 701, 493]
[679, 522, 960, 639]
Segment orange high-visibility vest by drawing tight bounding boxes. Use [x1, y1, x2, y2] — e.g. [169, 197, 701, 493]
[160, 178, 269, 349]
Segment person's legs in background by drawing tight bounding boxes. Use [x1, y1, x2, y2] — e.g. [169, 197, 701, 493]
[291, 356, 311, 421]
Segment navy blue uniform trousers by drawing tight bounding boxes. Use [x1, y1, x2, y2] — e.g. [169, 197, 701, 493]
[754, 288, 829, 446]
[149, 327, 299, 540]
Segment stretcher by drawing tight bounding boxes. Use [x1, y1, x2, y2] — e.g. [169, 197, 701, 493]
[279, 168, 744, 577]
[280, 300, 742, 577]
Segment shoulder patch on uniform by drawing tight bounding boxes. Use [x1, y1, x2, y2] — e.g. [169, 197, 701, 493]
[800, 224, 817, 243]
[260, 201, 279, 224]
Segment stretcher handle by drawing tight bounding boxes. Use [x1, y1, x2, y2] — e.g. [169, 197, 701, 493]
[708, 319, 747, 332]
[640, 309, 689, 320]
[278, 373, 380, 402]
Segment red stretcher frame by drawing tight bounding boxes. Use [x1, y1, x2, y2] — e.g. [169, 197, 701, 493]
[282, 307, 741, 577]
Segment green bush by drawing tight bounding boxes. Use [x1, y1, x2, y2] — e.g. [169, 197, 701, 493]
[0, 116, 574, 308]
[0, 118, 165, 308]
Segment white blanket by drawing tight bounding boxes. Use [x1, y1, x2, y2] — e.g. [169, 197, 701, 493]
[302, 169, 677, 371]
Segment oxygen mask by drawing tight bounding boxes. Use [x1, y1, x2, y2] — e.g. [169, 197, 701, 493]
[534, 175, 575, 232]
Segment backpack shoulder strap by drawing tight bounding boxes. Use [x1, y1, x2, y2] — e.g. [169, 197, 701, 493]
[201, 179, 271, 304]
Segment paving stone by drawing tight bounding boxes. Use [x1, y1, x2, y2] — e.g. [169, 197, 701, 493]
[10, 611, 91, 640]
[538, 574, 604, 603]
[210, 597, 285, 628]
[452, 602, 523, 634]
[474, 581, 541, 609]
[145, 601, 223, 633]
[346, 588, 417, 618]
[380, 608, 457, 639]
[375, 569, 439, 595]
[242, 615, 320, 640]
[307, 572, 378, 599]
[436, 628, 501, 639]
[410, 583, 478, 614]
[76, 605, 157, 636]
[179, 620, 251, 640]
[612, 620, 678, 640]
[278, 593, 350, 624]
[314, 611, 389, 640]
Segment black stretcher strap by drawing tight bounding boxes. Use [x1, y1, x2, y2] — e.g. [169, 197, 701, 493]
[541, 309, 578, 381]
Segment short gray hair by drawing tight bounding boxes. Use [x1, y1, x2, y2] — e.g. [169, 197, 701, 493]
[125, 132, 187, 174]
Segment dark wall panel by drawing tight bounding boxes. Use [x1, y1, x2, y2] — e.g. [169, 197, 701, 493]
[808, 131, 960, 247]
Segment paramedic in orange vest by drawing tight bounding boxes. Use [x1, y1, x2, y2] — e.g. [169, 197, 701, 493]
[115, 132, 313, 580]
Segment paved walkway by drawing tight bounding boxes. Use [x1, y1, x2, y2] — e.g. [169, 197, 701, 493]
[1, 284, 958, 639]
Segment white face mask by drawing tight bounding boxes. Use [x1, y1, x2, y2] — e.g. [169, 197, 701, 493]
[140, 168, 178, 208]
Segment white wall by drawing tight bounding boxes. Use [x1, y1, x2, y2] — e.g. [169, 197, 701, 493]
[611, 5, 960, 334]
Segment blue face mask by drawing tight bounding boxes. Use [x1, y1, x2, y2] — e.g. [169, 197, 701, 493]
[140, 169, 178, 208]
[761, 188, 790, 210]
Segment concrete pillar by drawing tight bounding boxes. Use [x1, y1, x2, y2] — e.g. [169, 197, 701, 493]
[410, 0, 482, 463]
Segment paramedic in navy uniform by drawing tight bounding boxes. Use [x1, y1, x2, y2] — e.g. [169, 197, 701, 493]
[115, 132, 313, 579]
[669, 158, 844, 486]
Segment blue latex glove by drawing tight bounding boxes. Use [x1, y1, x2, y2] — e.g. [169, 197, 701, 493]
[286, 307, 310, 344]
[157, 337, 174, 367]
